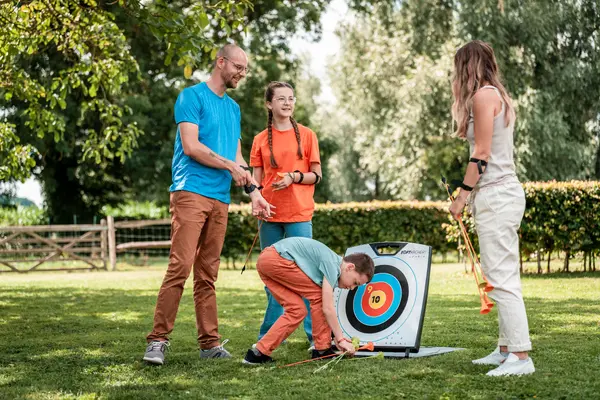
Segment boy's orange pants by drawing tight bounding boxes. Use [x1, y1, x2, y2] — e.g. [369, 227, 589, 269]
[255, 246, 332, 356]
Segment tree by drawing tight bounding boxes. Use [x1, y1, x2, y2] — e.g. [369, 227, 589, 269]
[1, 0, 251, 221]
[328, 0, 600, 202]
[329, 4, 463, 200]
[122, 0, 337, 206]
[0, 124, 37, 182]
[457, 0, 600, 181]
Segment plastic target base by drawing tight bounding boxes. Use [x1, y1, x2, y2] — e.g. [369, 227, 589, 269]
[354, 346, 464, 359]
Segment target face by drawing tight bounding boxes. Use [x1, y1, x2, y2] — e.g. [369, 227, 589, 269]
[346, 264, 409, 333]
[335, 242, 432, 350]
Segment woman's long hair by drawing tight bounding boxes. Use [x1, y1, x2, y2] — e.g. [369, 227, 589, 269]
[451, 40, 515, 138]
[265, 81, 302, 168]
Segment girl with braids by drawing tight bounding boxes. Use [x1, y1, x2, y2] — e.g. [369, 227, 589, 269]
[449, 40, 534, 376]
[249, 81, 322, 348]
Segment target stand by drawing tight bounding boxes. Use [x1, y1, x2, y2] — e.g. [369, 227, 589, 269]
[335, 242, 460, 358]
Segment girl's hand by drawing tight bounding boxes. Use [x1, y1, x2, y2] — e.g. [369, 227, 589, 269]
[250, 191, 276, 219]
[272, 172, 295, 191]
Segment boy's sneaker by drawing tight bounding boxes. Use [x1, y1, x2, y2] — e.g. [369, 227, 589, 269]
[243, 347, 274, 365]
[472, 347, 508, 366]
[143, 340, 169, 365]
[486, 353, 535, 376]
[200, 339, 232, 359]
[311, 347, 339, 359]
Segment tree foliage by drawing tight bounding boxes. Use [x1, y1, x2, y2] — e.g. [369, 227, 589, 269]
[328, 0, 600, 201]
[457, 0, 600, 181]
[0, 0, 250, 181]
[0, 0, 250, 221]
[329, 4, 463, 200]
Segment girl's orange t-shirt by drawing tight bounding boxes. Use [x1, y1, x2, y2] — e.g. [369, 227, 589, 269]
[249, 124, 321, 223]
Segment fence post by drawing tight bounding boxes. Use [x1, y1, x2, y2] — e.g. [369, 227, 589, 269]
[107, 216, 117, 271]
[100, 218, 107, 269]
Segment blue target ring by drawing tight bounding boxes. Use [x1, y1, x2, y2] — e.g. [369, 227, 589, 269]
[353, 273, 402, 326]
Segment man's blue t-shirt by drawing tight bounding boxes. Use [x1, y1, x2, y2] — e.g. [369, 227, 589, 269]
[170, 82, 241, 204]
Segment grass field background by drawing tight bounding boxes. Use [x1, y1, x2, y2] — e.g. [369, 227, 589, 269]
[1, 262, 599, 399]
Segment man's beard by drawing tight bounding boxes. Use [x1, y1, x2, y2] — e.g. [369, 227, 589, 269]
[224, 74, 240, 89]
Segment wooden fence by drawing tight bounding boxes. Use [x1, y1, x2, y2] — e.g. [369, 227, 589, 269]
[114, 218, 171, 253]
[0, 217, 116, 273]
[0, 217, 173, 273]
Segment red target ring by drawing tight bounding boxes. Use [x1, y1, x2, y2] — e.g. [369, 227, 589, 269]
[361, 282, 394, 317]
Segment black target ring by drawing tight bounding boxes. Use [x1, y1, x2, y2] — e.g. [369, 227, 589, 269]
[345, 264, 409, 334]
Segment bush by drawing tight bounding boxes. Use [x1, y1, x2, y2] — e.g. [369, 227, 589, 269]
[101, 201, 169, 220]
[0, 205, 46, 226]
[443, 180, 600, 264]
[522, 180, 600, 259]
[4, 181, 599, 265]
[223, 201, 451, 259]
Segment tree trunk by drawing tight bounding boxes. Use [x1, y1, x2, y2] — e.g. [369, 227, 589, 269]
[595, 136, 600, 179]
[520, 250, 524, 274]
[547, 250, 551, 273]
[563, 250, 570, 272]
[536, 248, 541, 274]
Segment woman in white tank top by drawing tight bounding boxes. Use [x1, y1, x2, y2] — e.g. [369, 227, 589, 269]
[449, 40, 535, 376]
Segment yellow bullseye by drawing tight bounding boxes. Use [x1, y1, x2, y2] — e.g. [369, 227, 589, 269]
[368, 290, 386, 310]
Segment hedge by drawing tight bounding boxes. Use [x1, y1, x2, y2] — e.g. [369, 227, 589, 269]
[442, 180, 600, 270]
[225, 181, 600, 262]
[2, 181, 599, 266]
[223, 201, 451, 260]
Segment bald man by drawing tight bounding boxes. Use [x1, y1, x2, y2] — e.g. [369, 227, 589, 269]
[143, 44, 273, 364]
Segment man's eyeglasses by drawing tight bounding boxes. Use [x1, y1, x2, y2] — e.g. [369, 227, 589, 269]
[222, 57, 249, 74]
[273, 97, 296, 104]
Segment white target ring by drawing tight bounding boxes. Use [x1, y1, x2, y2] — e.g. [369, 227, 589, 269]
[334, 242, 431, 351]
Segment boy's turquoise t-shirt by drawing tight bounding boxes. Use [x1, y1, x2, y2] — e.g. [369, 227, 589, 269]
[272, 237, 342, 288]
[170, 82, 241, 204]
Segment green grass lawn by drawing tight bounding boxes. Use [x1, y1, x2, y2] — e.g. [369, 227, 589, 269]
[1, 264, 599, 400]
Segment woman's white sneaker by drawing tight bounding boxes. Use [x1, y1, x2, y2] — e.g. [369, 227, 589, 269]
[472, 347, 508, 366]
[486, 353, 535, 376]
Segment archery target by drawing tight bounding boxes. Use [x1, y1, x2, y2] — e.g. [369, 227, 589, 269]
[335, 242, 432, 352]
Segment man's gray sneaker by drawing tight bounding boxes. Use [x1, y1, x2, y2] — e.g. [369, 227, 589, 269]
[200, 339, 232, 359]
[143, 340, 169, 365]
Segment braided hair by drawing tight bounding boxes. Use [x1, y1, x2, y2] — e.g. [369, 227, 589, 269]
[265, 81, 303, 168]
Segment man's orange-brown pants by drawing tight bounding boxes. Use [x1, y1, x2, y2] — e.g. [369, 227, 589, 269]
[146, 191, 228, 349]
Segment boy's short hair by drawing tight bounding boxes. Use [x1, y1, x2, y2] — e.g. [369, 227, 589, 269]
[343, 253, 375, 282]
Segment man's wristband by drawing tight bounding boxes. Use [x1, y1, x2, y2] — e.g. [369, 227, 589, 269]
[240, 165, 251, 171]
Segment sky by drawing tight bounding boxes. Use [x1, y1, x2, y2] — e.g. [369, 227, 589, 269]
[14, 0, 349, 207]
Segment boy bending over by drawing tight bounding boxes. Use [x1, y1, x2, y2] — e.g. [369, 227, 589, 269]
[243, 237, 375, 364]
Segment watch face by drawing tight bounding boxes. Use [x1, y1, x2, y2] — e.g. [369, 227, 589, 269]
[244, 184, 256, 194]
